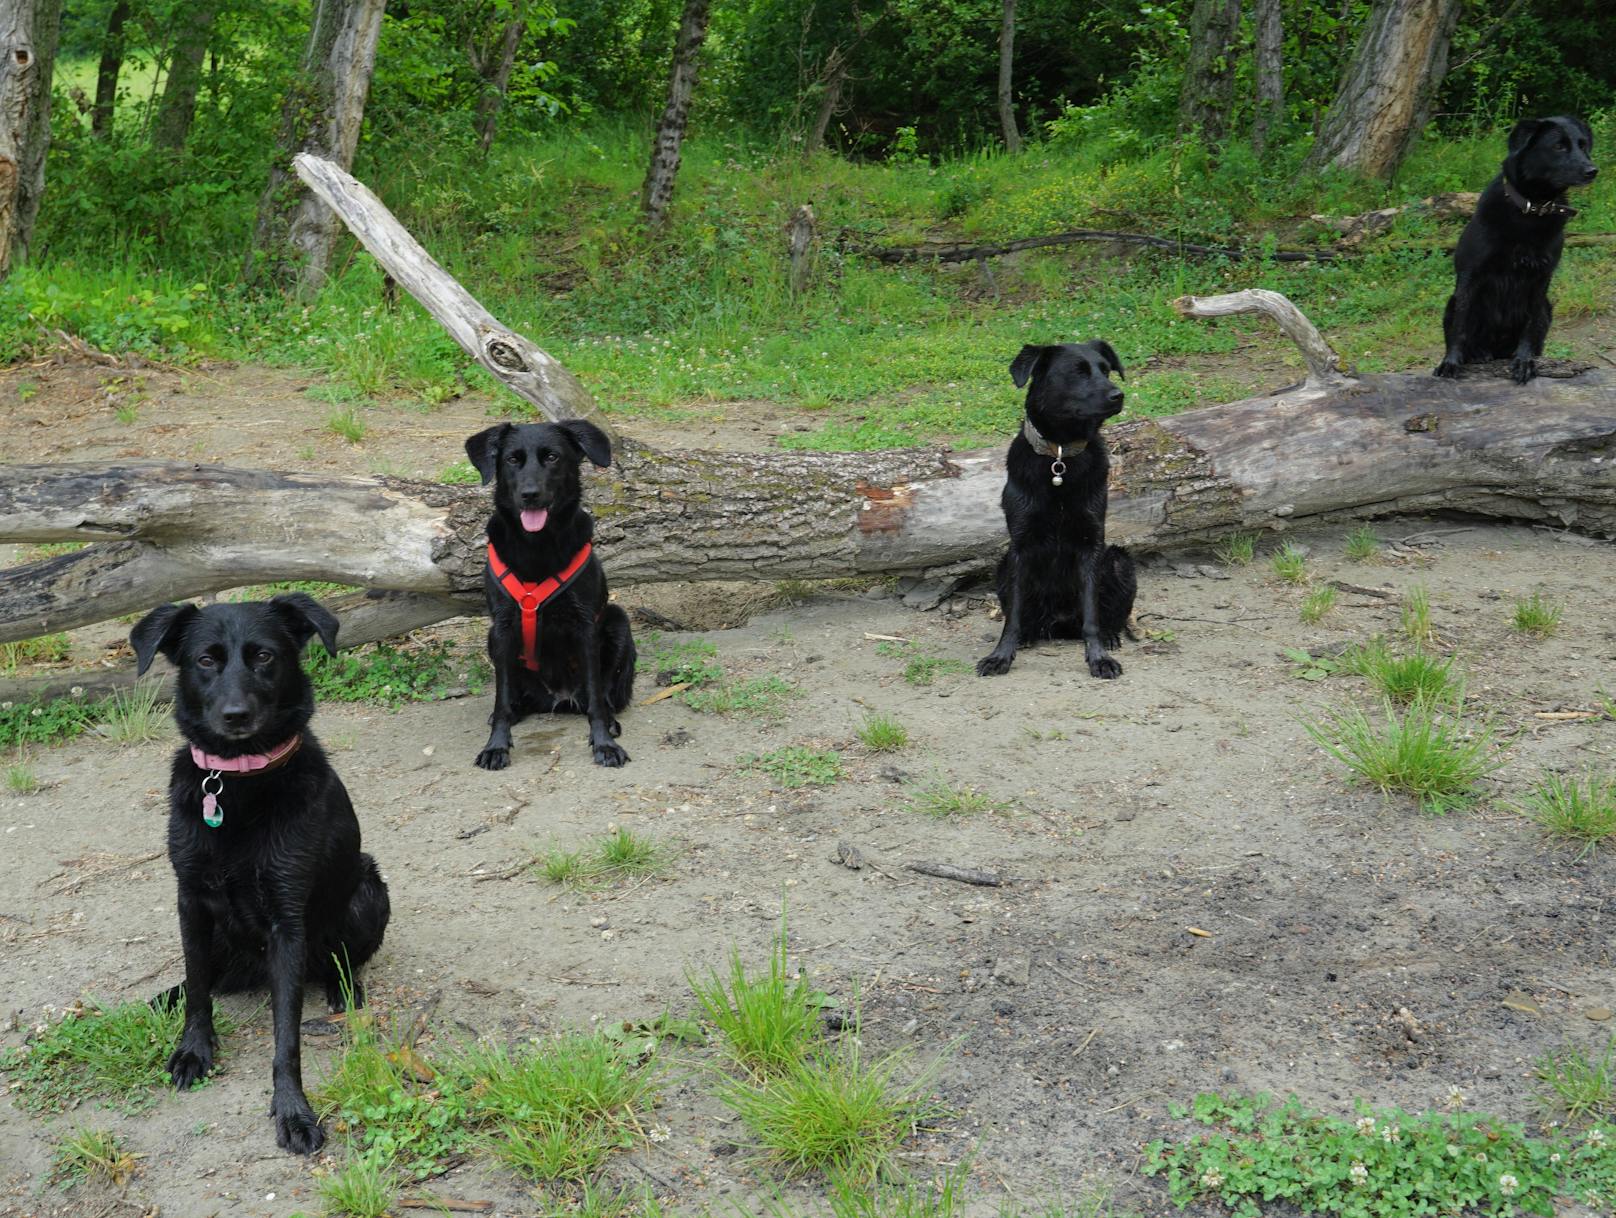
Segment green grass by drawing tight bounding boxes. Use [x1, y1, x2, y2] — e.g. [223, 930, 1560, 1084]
[640, 635, 722, 688]
[1, 996, 234, 1114]
[1341, 638, 1460, 705]
[6, 759, 38, 793]
[318, 1155, 400, 1218]
[716, 1033, 941, 1183]
[1515, 770, 1616, 857]
[1344, 525, 1380, 561]
[908, 776, 1010, 817]
[1299, 585, 1336, 624]
[1401, 584, 1433, 645]
[1304, 694, 1500, 815]
[682, 674, 798, 718]
[1213, 531, 1258, 566]
[746, 746, 845, 788]
[93, 679, 171, 745]
[538, 827, 670, 887]
[1270, 543, 1309, 585]
[52, 1126, 141, 1188]
[304, 640, 477, 708]
[1535, 1039, 1615, 1126]
[876, 641, 969, 687]
[855, 711, 909, 752]
[327, 408, 366, 444]
[0, 632, 71, 672]
[436, 460, 482, 485]
[689, 918, 826, 1077]
[1512, 591, 1564, 638]
[1146, 1091, 1616, 1218]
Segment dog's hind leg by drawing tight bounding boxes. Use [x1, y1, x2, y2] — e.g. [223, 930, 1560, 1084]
[601, 604, 636, 720]
[321, 854, 390, 1012]
[1097, 545, 1137, 649]
[976, 553, 1023, 677]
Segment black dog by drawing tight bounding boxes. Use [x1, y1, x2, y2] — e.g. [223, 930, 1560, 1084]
[131, 593, 389, 1155]
[465, 419, 635, 770]
[1435, 115, 1598, 384]
[977, 342, 1136, 680]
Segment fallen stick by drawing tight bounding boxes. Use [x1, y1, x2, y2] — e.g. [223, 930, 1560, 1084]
[397, 1199, 493, 1213]
[907, 861, 1003, 887]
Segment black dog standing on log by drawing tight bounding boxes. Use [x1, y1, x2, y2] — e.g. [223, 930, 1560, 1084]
[465, 420, 636, 770]
[130, 594, 390, 1155]
[977, 341, 1137, 680]
[1434, 115, 1598, 384]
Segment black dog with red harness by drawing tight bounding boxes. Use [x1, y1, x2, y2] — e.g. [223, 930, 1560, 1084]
[465, 419, 635, 770]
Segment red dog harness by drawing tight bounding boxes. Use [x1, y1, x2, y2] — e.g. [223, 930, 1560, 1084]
[487, 541, 593, 672]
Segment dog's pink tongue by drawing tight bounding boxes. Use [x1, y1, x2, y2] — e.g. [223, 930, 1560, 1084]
[519, 508, 548, 532]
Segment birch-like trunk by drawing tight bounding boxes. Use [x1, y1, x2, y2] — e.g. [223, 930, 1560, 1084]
[997, 0, 1021, 154]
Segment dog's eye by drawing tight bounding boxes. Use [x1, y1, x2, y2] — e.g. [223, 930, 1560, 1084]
[506, 453, 521, 465]
[254, 650, 274, 666]
[543, 452, 559, 464]
[196, 654, 216, 669]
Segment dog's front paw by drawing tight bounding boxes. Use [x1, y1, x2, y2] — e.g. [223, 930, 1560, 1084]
[1433, 359, 1460, 379]
[272, 1095, 326, 1155]
[168, 1040, 214, 1091]
[976, 653, 1013, 677]
[1510, 356, 1537, 384]
[1087, 654, 1122, 680]
[592, 741, 630, 768]
[1099, 631, 1122, 650]
[475, 746, 510, 771]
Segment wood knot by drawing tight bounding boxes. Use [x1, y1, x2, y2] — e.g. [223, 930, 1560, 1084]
[486, 339, 527, 372]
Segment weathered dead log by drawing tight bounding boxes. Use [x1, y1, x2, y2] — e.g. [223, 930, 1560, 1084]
[5, 354, 1616, 644]
[849, 226, 1338, 265]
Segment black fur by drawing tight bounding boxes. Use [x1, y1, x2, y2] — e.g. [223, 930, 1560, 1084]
[977, 341, 1137, 680]
[130, 594, 389, 1156]
[1435, 114, 1598, 384]
[465, 420, 636, 770]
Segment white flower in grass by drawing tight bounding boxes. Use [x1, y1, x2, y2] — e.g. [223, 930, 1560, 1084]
[1550, 1152, 1562, 1164]
[1350, 1161, 1369, 1187]
[1200, 1169, 1224, 1190]
[1381, 1124, 1402, 1144]
[1446, 1084, 1467, 1108]
[1590, 1128, 1608, 1148]
[1448, 1144, 1462, 1157]
[1499, 1174, 1519, 1197]
[1355, 1116, 1377, 1135]
[648, 1124, 671, 1143]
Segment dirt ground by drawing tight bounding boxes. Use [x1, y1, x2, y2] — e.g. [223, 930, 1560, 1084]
[2, 361, 1615, 1217]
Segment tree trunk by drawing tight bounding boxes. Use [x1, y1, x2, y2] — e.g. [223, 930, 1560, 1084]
[806, 45, 846, 154]
[641, 0, 710, 228]
[91, 0, 130, 140]
[1252, 0, 1283, 157]
[248, 0, 387, 295]
[997, 0, 1020, 154]
[0, 0, 61, 278]
[1304, 0, 1462, 178]
[151, 0, 216, 152]
[472, 8, 524, 155]
[1178, 0, 1241, 142]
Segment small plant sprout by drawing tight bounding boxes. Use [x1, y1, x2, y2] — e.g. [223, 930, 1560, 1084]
[52, 1127, 141, 1188]
[1270, 543, 1308, 585]
[1401, 584, 1433, 644]
[1344, 525, 1380, 561]
[908, 776, 1009, 817]
[1299, 585, 1337, 623]
[1214, 531, 1258, 566]
[1515, 770, 1616, 857]
[95, 679, 171, 745]
[327, 408, 365, 444]
[1512, 591, 1563, 638]
[746, 746, 845, 788]
[537, 826, 668, 888]
[1534, 1038, 1615, 1125]
[317, 1154, 400, 1217]
[7, 758, 38, 794]
[855, 712, 908, 752]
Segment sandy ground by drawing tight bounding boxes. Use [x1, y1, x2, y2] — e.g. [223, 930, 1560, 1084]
[2, 361, 1616, 1216]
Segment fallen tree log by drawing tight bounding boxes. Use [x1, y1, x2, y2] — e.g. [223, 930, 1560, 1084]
[846, 226, 1340, 264]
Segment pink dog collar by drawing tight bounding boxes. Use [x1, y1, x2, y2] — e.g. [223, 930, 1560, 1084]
[188, 735, 302, 829]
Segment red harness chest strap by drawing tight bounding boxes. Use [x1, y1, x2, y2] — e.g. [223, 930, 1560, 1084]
[487, 540, 593, 672]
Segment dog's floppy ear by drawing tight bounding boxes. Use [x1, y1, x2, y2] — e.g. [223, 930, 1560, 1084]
[1010, 344, 1056, 389]
[464, 424, 512, 485]
[1088, 340, 1125, 380]
[1507, 118, 1549, 154]
[131, 603, 199, 676]
[558, 418, 613, 469]
[269, 593, 340, 657]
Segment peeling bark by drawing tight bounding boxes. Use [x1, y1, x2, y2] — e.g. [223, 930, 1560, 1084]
[0, 0, 61, 277]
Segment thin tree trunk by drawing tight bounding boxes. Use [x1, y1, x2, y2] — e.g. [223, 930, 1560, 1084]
[1304, 0, 1462, 178]
[1252, 0, 1283, 156]
[0, 0, 61, 278]
[641, 0, 710, 228]
[997, 0, 1020, 153]
[248, 0, 387, 295]
[473, 9, 524, 155]
[806, 44, 845, 153]
[1178, 0, 1241, 142]
[151, 0, 216, 152]
[91, 0, 130, 140]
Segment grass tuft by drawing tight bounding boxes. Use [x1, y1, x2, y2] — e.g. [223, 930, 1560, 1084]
[855, 712, 909, 752]
[1515, 770, 1616, 857]
[640, 636, 722, 688]
[52, 1126, 141, 1188]
[1269, 543, 1309, 585]
[1344, 525, 1380, 561]
[876, 641, 969, 687]
[0, 632, 72, 672]
[317, 1155, 400, 1217]
[1342, 638, 1460, 705]
[1534, 1038, 1615, 1125]
[1512, 591, 1564, 638]
[683, 674, 797, 718]
[908, 776, 1009, 817]
[327, 408, 366, 444]
[1304, 694, 1499, 815]
[1299, 585, 1337, 624]
[7, 759, 38, 794]
[1213, 531, 1258, 566]
[94, 679, 171, 745]
[745, 745, 845, 788]
[538, 827, 669, 887]
[1400, 584, 1433, 645]
[689, 918, 825, 1078]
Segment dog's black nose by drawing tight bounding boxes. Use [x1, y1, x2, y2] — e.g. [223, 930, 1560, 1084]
[1584, 166, 1600, 181]
[1107, 388, 1124, 407]
[521, 491, 543, 504]
[221, 706, 251, 729]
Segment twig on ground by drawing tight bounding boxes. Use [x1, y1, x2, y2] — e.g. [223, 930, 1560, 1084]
[907, 861, 1003, 887]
